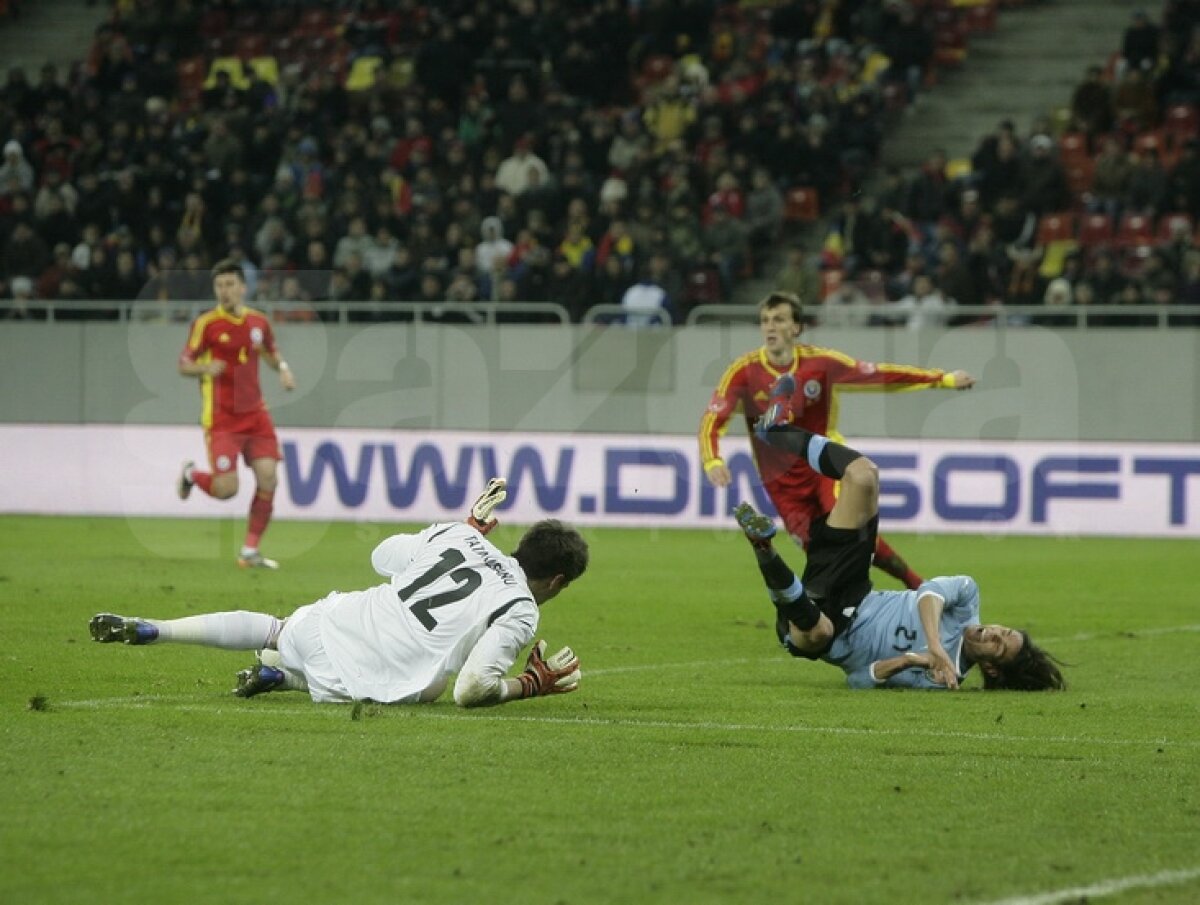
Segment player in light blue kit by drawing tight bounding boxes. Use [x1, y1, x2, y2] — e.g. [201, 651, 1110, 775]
[732, 377, 1065, 691]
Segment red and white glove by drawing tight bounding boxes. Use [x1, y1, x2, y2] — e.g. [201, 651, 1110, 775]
[516, 640, 581, 698]
[466, 477, 507, 535]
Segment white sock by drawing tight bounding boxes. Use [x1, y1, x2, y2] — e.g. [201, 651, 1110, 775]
[149, 611, 281, 650]
[240, 545, 257, 558]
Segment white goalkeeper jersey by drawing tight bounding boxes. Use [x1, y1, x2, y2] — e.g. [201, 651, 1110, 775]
[317, 522, 539, 703]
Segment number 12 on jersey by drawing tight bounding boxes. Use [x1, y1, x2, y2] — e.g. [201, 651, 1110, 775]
[397, 549, 483, 630]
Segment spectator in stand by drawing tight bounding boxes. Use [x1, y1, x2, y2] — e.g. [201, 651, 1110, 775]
[1113, 67, 1158, 128]
[1070, 65, 1115, 138]
[890, 273, 955, 331]
[906, 149, 950, 223]
[1019, 134, 1070, 216]
[1165, 139, 1200, 216]
[608, 113, 647, 175]
[643, 76, 697, 155]
[882, 2, 934, 101]
[1091, 135, 1133, 214]
[821, 271, 874, 327]
[936, 241, 979, 308]
[1123, 10, 1161, 72]
[774, 247, 820, 305]
[495, 136, 550, 198]
[0, 140, 34, 195]
[1125, 148, 1169, 214]
[333, 216, 372, 270]
[704, 202, 748, 295]
[5, 275, 36, 319]
[545, 253, 590, 322]
[591, 253, 631, 311]
[3, 221, 49, 281]
[745, 166, 784, 251]
[620, 259, 674, 327]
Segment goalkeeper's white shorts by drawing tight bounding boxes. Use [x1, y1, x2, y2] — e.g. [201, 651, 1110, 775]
[277, 597, 442, 704]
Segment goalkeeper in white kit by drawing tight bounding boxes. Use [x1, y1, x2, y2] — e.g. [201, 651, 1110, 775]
[89, 480, 590, 707]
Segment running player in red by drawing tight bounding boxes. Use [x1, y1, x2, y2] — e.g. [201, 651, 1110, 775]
[177, 259, 296, 569]
[700, 291, 976, 590]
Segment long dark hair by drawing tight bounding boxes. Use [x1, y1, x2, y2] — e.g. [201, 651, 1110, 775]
[983, 632, 1067, 691]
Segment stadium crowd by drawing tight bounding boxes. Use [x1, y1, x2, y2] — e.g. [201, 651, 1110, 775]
[0, 0, 989, 323]
[7, 0, 1193, 327]
[817, 0, 1200, 327]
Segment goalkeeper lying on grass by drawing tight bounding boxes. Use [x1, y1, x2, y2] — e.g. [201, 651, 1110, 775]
[90, 479, 590, 707]
[735, 379, 1065, 692]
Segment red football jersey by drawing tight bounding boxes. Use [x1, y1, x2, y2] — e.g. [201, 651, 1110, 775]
[180, 306, 278, 428]
[700, 344, 951, 486]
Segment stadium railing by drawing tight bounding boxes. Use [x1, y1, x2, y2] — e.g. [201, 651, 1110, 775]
[0, 300, 571, 325]
[581, 305, 673, 327]
[3, 300, 1198, 329]
[685, 303, 1200, 328]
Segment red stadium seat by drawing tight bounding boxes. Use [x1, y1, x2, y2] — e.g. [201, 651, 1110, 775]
[295, 8, 334, 37]
[684, 267, 723, 306]
[1077, 212, 1115, 247]
[236, 35, 268, 59]
[199, 9, 229, 38]
[1134, 130, 1166, 156]
[966, 2, 998, 33]
[1116, 212, 1154, 248]
[933, 22, 968, 68]
[641, 54, 675, 85]
[1065, 159, 1096, 195]
[176, 57, 206, 108]
[1036, 211, 1077, 245]
[1058, 132, 1089, 163]
[784, 187, 820, 222]
[1164, 105, 1199, 145]
[1157, 212, 1194, 242]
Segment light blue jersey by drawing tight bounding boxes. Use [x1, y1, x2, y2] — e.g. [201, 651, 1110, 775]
[823, 575, 981, 689]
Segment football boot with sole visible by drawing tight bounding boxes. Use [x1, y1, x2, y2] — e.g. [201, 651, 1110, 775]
[89, 613, 159, 645]
[732, 502, 778, 548]
[233, 664, 286, 698]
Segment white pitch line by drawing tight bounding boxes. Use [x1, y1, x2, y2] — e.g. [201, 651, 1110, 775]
[974, 865, 1200, 905]
[55, 695, 1200, 749]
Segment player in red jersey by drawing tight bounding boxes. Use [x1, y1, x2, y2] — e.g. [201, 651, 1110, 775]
[700, 291, 976, 589]
[177, 259, 296, 569]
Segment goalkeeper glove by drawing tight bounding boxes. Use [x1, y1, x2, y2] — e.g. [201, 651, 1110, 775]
[467, 477, 507, 535]
[516, 640, 581, 698]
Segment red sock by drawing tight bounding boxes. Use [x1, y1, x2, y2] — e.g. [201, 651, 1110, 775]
[245, 489, 274, 550]
[192, 470, 215, 495]
[873, 536, 923, 590]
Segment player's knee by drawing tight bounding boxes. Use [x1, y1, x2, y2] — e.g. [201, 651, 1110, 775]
[257, 474, 278, 494]
[786, 616, 834, 656]
[842, 457, 879, 496]
[211, 477, 238, 499]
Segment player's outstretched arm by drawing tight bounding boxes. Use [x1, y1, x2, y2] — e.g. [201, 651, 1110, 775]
[455, 638, 580, 708]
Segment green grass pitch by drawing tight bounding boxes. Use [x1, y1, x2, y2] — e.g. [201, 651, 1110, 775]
[1, 515, 1197, 905]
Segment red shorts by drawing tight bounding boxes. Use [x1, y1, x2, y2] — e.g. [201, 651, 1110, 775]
[767, 476, 837, 548]
[204, 410, 281, 474]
